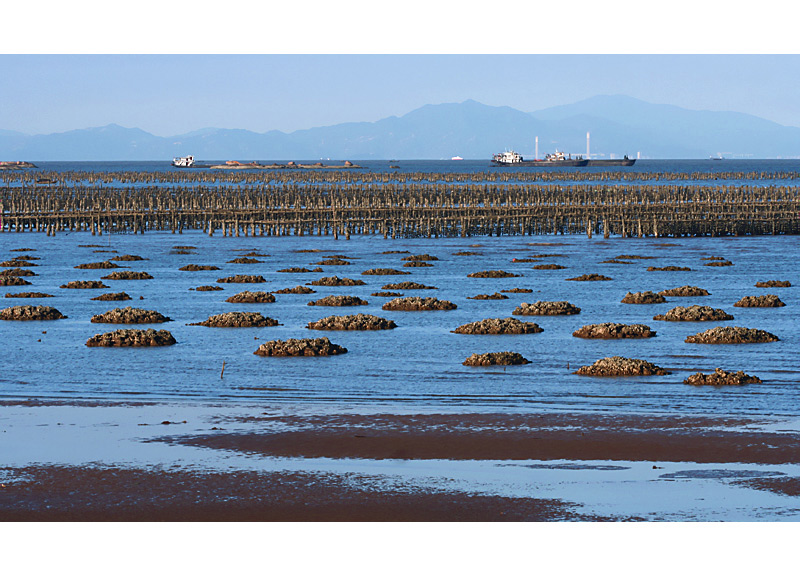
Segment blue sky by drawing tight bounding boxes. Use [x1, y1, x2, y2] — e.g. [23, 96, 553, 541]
[1, 1, 797, 137]
[4, 54, 800, 137]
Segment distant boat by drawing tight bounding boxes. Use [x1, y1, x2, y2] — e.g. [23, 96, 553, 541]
[710, 154, 724, 161]
[172, 155, 195, 168]
[451, 156, 464, 161]
[492, 149, 588, 167]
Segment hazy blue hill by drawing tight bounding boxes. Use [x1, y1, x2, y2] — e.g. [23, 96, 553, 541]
[531, 95, 800, 158]
[2, 97, 800, 160]
[19, 124, 169, 161]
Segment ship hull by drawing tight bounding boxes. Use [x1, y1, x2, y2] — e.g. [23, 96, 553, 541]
[586, 159, 636, 166]
[492, 159, 589, 167]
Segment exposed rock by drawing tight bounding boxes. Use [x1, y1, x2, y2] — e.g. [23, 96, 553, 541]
[453, 318, 543, 335]
[8, 254, 39, 260]
[173, 246, 197, 250]
[111, 254, 146, 261]
[755, 280, 791, 288]
[90, 307, 171, 324]
[253, 337, 347, 357]
[0, 268, 36, 277]
[91, 292, 132, 301]
[5, 292, 54, 298]
[467, 292, 509, 300]
[685, 326, 780, 344]
[733, 295, 785, 308]
[621, 291, 666, 304]
[102, 271, 154, 280]
[0, 305, 66, 321]
[382, 297, 457, 311]
[74, 261, 120, 269]
[86, 328, 176, 347]
[217, 275, 267, 284]
[566, 274, 613, 281]
[601, 259, 634, 264]
[277, 267, 314, 273]
[10, 248, 36, 252]
[382, 281, 437, 290]
[532, 264, 566, 270]
[314, 259, 350, 266]
[654, 305, 733, 322]
[501, 288, 533, 293]
[572, 323, 656, 339]
[575, 356, 670, 376]
[179, 264, 220, 271]
[684, 368, 763, 386]
[701, 256, 725, 260]
[463, 352, 531, 366]
[60, 280, 109, 289]
[468, 270, 521, 278]
[293, 249, 324, 253]
[0, 260, 37, 267]
[228, 257, 263, 264]
[190, 286, 224, 292]
[241, 252, 269, 257]
[308, 276, 366, 286]
[402, 254, 439, 261]
[361, 268, 410, 275]
[453, 251, 481, 256]
[225, 291, 276, 303]
[658, 286, 710, 297]
[188, 312, 280, 327]
[0, 277, 31, 286]
[647, 266, 692, 271]
[307, 313, 397, 331]
[529, 253, 567, 258]
[171, 250, 195, 255]
[382, 250, 410, 254]
[510, 258, 541, 263]
[371, 291, 403, 297]
[512, 301, 581, 316]
[307, 295, 368, 307]
[704, 260, 734, 267]
[615, 255, 656, 260]
[403, 261, 434, 267]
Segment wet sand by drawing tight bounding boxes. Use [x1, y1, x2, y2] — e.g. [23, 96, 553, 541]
[2, 399, 800, 521]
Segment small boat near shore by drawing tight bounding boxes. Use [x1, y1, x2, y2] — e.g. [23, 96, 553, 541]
[172, 155, 195, 168]
[492, 150, 588, 167]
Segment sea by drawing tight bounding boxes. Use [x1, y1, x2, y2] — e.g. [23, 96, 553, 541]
[1, 159, 798, 419]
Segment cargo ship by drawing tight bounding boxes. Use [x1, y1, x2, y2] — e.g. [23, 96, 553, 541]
[586, 155, 636, 167]
[491, 150, 588, 167]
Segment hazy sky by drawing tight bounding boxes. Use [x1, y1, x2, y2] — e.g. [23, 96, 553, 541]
[4, 54, 800, 137]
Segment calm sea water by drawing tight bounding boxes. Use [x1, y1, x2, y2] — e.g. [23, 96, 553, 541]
[1, 160, 798, 417]
[6, 158, 800, 187]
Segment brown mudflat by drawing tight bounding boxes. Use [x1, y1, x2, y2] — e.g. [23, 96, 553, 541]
[0, 464, 588, 522]
[164, 412, 800, 465]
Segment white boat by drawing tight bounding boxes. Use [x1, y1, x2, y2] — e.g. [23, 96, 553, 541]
[451, 155, 464, 161]
[172, 155, 195, 168]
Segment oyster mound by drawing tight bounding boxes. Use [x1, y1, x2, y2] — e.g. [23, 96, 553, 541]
[575, 356, 670, 376]
[253, 337, 347, 357]
[463, 352, 531, 366]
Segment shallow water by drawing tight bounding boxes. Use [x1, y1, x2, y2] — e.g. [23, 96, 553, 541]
[1, 229, 797, 418]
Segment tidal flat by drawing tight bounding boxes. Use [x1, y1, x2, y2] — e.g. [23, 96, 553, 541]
[1, 228, 798, 521]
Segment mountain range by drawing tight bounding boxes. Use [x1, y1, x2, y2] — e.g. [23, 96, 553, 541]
[3, 95, 800, 161]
